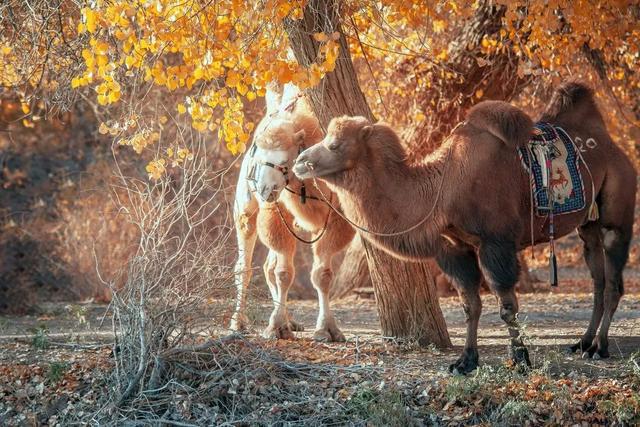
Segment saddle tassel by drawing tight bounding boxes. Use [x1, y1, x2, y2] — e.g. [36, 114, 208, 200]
[549, 247, 558, 287]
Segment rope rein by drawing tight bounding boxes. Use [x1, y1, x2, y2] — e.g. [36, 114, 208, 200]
[303, 122, 462, 238]
[274, 195, 332, 245]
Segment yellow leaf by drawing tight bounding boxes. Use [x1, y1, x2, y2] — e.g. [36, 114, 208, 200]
[159, 115, 168, 124]
[71, 77, 81, 88]
[177, 103, 187, 114]
[98, 123, 109, 134]
[21, 103, 30, 114]
[107, 91, 120, 103]
[475, 89, 484, 98]
[84, 8, 97, 33]
[436, 49, 448, 61]
[313, 32, 329, 42]
[97, 94, 108, 105]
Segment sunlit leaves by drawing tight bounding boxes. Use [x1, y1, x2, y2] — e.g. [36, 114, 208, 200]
[70, 0, 344, 158]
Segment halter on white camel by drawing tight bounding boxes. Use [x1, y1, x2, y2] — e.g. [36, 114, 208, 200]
[230, 82, 354, 341]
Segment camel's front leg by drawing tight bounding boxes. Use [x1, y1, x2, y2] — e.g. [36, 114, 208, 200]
[262, 253, 296, 339]
[436, 246, 483, 374]
[309, 255, 345, 342]
[230, 208, 258, 332]
[479, 240, 531, 369]
[258, 206, 298, 340]
[263, 251, 304, 332]
[310, 212, 354, 342]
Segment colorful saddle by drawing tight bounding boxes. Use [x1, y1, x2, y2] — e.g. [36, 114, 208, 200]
[518, 122, 586, 216]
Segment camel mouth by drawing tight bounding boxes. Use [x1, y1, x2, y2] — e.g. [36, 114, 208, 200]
[292, 161, 313, 180]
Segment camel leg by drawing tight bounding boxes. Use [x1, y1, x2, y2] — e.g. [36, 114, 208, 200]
[582, 226, 630, 359]
[570, 222, 605, 353]
[436, 246, 483, 374]
[310, 212, 354, 342]
[263, 250, 304, 332]
[258, 207, 298, 340]
[262, 250, 296, 339]
[479, 240, 531, 368]
[230, 209, 258, 332]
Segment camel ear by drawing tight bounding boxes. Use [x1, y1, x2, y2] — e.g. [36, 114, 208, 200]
[294, 129, 306, 145]
[359, 125, 373, 142]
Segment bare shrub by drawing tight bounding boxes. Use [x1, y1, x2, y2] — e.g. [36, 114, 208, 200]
[58, 125, 386, 425]
[61, 131, 238, 423]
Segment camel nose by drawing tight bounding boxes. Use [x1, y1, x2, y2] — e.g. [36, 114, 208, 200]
[296, 153, 315, 170]
[296, 152, 308, 165]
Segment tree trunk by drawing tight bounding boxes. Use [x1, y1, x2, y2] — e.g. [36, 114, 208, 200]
[330, 236, 371, 300]
[287, 0, 451, 348]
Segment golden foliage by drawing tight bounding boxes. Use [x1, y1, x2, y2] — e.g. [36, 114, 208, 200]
[2, 1, 639, 178]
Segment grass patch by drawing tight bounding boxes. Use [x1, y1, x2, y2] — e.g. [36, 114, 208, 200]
[47, 361, 70, 384]
[344, 387, 412, 426]
[30, 324, 49, 349]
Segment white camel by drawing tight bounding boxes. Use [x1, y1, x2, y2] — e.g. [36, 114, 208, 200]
[230, 83, 354, 341]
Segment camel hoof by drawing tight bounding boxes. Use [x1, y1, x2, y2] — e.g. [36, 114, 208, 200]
[288, 318, 305, 332]
[569, 339, 592, 354]
[511, 346, 532, 368]
[313, 326, 346, 343]
[448, 348, 479, 375]
[581, 342, 609, 360]
[230, 313, 250, 332]
[262, 324, 295, 340]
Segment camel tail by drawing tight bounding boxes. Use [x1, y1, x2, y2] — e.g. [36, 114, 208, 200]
[466, 100, 533, 147]
[540, 80, 604, 124]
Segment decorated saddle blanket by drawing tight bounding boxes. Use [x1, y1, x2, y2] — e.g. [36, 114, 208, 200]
[518, 122, 586, 216]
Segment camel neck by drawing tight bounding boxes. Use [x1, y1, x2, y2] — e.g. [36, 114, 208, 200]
[327, 153, 447, 260]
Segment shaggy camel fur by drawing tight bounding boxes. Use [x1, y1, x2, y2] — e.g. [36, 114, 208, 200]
[231, 84, 354, 341]
[293, 82, 636, 373]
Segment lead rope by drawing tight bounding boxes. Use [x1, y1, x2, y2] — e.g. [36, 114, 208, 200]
[274, 196, 332, 244]
[546, 153, 558, 287]
[304, 128, 458, 238]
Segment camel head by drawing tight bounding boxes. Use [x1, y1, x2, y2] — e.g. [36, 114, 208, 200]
[293, 115, 371, 181]
[247, 117, 306, 203]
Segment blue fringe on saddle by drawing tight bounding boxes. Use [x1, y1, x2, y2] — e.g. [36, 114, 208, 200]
[518, 122, 586, 216]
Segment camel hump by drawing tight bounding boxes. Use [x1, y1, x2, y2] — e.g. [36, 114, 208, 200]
[540, 80, 603, 124]
[466, 100, 533, 147]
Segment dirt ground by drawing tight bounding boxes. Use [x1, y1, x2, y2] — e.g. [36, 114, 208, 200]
[1, 266, 639, 425]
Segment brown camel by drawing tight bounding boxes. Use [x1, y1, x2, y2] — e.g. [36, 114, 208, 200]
[293, 82, 636, 373]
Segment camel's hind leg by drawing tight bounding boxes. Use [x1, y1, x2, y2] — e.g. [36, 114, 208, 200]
[310, 212, 355, 342]
[478, 239, 531, 368]
[258, 207, 298, 340]
[581, 224, 631, 359]
[570, 222, 605, 354]
[581, 163, 635, 359]
[436, 245, 483, 375]
[230, 207, 258, 332]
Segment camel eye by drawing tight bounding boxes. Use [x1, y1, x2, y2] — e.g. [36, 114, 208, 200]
[328, 142, 340, 151]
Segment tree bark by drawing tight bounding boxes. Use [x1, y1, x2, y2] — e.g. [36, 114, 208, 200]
[330, 236, 371, 300]
[287, 0, 451, 348]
